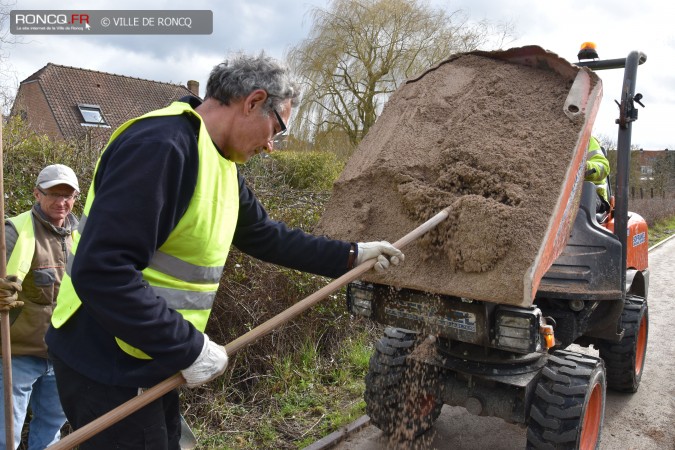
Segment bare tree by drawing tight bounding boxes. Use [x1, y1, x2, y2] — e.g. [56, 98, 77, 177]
[0, 1, 14, 52]
[0, 1, 27, 115]
[0, 1, 20, 113]
[596, 134, 615, 151]
[288, 0, 514, 149]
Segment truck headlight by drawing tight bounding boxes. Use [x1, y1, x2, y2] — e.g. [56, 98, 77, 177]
[494, 307, 543, 353]
[347, 281, 374, 318]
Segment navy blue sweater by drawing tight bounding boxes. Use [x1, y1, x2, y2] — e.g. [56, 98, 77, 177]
[46, 98, 351, 387]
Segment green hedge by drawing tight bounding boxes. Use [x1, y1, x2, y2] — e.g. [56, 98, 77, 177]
[3, 118, 345, 222]
[269, 150, 344, 191]
[2, 116, 98, 217]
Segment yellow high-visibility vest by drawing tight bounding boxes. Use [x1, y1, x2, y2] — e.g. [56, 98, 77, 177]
[6, 211, 36, 282]
[586, 136, 610, 201]
[52, 101, 239, 359]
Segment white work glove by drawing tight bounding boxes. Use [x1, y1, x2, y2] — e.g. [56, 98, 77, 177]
[180, 334, 229, 388]
[356, 241, 405, 273]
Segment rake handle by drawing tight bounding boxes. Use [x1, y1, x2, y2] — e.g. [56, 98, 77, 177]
[0, 114, 14, 450]
[1, 312, 11, 450]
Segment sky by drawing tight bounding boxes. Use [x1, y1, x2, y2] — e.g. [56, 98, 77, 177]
[2, 0, 673, 149]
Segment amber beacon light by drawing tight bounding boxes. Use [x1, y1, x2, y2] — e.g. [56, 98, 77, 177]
[578, 41, 599, 60]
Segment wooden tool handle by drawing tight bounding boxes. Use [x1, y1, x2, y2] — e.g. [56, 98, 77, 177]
[1, 312, 12, 450]
[0, 114, 15, 450]
[47, 207, 451, 449]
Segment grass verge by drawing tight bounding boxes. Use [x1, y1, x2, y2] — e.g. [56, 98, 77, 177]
[649, 215, 675, 246]
[183, 316, 378, 449]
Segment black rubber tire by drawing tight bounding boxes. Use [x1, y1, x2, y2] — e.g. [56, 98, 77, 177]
[526, 350, 606, 450]
[364, 327, 442, 440]
[598, 295, 648, 393]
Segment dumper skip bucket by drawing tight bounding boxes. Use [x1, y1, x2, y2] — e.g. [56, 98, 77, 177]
[316, 45, 602, 306]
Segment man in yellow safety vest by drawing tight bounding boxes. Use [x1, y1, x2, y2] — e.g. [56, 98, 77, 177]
[0, 164, 79, 449]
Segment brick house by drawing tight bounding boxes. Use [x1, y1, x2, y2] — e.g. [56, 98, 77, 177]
[635, 149, 671, 181]
[11, 63, 200, 148]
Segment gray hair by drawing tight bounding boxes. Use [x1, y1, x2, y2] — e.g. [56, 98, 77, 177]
[205, 52, 301, 113]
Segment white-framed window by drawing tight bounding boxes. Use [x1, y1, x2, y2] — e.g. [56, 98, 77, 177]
[78, 104, 110, 127]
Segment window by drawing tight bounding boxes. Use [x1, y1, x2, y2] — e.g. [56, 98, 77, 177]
[640, 165, 654, 181]
[78, 104, 109, 127]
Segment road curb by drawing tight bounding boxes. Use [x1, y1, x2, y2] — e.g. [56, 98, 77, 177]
[302, 415, 371, 450]
[648, 232, 675, 252]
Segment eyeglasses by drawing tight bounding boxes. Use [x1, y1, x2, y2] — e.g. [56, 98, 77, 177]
[272, 108, 288, 143]
[37, 188, 78, 201]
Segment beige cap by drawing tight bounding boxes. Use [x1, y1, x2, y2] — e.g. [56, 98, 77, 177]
[36, 164, 80, 192]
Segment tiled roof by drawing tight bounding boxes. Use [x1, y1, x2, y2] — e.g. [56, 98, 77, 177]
[21, 63, 195, 141]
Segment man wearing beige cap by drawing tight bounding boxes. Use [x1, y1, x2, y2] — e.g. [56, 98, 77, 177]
[0, 164, 79, 449]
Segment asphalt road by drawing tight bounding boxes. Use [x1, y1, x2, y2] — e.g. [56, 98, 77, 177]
[328, 236, 675, 450]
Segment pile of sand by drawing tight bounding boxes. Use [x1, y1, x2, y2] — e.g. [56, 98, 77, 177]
[316, 47, 598, 304]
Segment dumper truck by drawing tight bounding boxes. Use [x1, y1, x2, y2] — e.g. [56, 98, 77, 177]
[317, 45, 648, 449]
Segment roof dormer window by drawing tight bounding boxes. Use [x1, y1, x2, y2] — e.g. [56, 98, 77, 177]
[78, 104, 110, 127]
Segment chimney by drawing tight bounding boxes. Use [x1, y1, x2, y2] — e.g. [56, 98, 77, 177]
[187, 80, 199, 97]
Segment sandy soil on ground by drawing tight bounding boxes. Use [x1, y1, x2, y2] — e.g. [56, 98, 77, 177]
[317, 48, 597, 304]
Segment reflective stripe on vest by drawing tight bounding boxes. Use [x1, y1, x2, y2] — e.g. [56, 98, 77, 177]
[6, 211, 35, 282]
[52, 101, 239, 360]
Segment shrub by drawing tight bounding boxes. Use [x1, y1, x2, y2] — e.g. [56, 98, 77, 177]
[260, 150, 344, 191]
[2, 116, 98, 217]
[629, 195, 675, 227]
